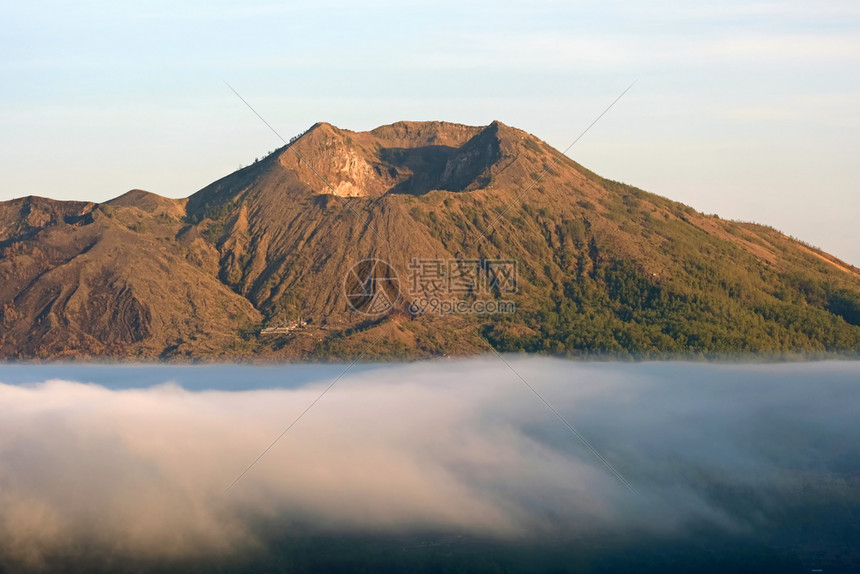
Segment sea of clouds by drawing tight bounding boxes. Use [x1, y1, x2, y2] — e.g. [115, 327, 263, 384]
[1, 358, 858, 570]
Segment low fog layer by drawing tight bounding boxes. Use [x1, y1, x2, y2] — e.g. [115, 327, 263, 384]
[1, 359, 859, 570]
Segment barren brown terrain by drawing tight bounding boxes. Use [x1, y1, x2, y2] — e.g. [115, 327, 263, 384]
[2, 121, 859, 360]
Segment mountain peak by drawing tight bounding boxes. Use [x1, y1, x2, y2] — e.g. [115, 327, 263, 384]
[306, 121, 338, 135]
[253, 120, 519, 198]
[187, 119, 574, 210]
[107, 189, 187, 217]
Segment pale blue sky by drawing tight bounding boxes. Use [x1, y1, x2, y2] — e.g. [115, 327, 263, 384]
[2, 0, 858, 263]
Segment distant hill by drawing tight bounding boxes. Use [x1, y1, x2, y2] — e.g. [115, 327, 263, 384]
[2, 120, 859, 360]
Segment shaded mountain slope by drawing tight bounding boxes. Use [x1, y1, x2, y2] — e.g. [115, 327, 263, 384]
[2, 121, 859, 360]
[0, 195, 261, 359]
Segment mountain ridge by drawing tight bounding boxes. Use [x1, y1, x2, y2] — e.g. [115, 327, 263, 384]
[2, 120, 859, 360]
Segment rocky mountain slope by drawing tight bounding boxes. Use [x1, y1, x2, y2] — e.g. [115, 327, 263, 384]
[2, 120, 859, 360]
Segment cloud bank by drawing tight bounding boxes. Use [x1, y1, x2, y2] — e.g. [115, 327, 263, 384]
[1, 359, 859, 570]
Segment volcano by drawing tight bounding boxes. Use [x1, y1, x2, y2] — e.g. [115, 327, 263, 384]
[2, 120, 859, 360]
